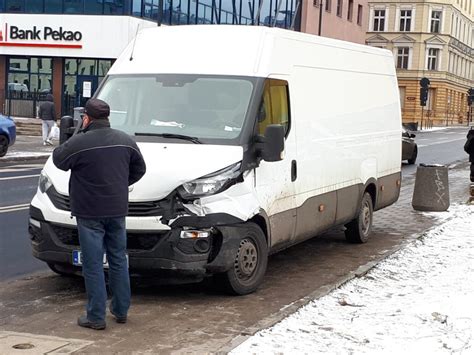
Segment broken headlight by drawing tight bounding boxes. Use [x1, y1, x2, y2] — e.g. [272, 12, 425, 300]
[178, 162, 242, 199]
[38, 171, 53, 193]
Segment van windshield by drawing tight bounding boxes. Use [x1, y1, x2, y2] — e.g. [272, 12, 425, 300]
[96, 75, 255, 143]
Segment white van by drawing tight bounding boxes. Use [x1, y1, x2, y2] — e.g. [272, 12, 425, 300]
[29, 25, 401, 295]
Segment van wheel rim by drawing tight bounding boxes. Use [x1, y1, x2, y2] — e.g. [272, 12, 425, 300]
[362, 201, 371, 235]
[234, 239, 258, 280]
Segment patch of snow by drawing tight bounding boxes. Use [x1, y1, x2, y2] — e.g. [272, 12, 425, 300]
[232, 204, 474, 355]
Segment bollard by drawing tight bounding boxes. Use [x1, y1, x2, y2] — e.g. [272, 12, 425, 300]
[412, 164, 450, 211]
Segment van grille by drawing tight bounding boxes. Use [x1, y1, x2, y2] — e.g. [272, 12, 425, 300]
[47, 186, 166, 217]
[50, 224, 165, 251]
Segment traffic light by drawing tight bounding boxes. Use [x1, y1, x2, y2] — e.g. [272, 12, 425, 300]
[420, 77, 430, 107]
[468, 88, 474, 106]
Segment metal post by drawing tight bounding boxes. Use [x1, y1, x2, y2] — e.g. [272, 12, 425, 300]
[318, 0, 323, 36]
[158, 0, 164, 26]
[421, 106, 424, 130]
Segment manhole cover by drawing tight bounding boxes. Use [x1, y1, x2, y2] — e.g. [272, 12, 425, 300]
[12, 343, 35, 350]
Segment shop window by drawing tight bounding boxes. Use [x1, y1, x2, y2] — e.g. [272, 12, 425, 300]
[6, 0, 24, 12]
[63, 0, 83, 13]
[77, 59, 96, 76]
[7, 57, 52, 93]
[143, 0, 158, 19]
[45, 0, 62, 13]
[84, 0, 103, 14]
[258, 79, 290, 136]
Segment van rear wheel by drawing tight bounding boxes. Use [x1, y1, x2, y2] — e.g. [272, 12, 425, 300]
[345, 192, 373, 243]
[217, 223, 268, 295]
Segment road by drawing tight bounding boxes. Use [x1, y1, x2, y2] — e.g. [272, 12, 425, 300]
[0, 126, 469, 282]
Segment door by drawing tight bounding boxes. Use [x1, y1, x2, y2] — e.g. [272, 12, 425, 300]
[254, 79, 297, 250]
[76, 75, 98, 107]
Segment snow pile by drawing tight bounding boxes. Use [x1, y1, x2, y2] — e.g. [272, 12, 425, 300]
[232, 204, 474, 354]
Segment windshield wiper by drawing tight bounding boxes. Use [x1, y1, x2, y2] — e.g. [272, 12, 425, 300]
[135, 132, 202, 144]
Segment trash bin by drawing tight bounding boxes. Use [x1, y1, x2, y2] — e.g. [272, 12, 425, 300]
[412, 164, 450, 211]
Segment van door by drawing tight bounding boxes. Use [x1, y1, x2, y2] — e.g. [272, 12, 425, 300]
[254, 79, 296, 251]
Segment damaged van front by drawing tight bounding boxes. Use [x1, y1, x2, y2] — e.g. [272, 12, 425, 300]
[29, 73, 284, 295]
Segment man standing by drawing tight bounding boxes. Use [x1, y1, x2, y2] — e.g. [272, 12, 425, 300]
[53, 98, 146, 330]
[38, 94, 57, 146]
[465, 127, 474, 183]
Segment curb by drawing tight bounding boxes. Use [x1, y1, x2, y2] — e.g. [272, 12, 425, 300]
[0, 155, 50, 164]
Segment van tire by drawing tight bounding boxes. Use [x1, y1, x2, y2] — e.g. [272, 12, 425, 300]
[217, 223, 268, 295]
[407, 147, 417, 165]
[0, 135, 8, 157]
[345, 192, 373, 243]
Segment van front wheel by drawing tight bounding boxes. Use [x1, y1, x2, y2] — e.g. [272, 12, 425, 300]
[217, 223, 268, 295]
[345, 192, 373, 243]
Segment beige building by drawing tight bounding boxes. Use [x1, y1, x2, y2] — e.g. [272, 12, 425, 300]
[301, 0, 369, 44]
[366, 0, 474, 127]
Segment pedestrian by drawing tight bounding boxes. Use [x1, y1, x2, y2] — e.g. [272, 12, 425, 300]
[464, 126, 474, 182]
[52, 98, 146, 330]
[37, 93, 57, 146]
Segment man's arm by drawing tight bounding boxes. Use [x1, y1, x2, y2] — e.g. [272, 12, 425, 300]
[129, 146, 146, 186]
[53, 136, 79, 171]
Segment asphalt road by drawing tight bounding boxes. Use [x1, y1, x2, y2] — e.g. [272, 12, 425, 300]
[0, 126, 469, 282]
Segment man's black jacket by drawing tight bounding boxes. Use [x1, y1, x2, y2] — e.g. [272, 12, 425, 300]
[38, 94, 56, 121]
[465, 129, 474, 163]
[53, 120, 146, 218]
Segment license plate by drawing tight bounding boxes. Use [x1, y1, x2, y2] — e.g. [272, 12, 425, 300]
[72, 250, 128, 268]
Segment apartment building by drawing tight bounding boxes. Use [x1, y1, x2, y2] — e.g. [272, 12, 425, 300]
[301, 0, 369, 44]
[366, 0, 473, 127]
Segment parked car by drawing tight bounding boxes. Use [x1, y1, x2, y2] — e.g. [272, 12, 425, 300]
[402, 129, 417, 164]
[0, 114, 16, 157]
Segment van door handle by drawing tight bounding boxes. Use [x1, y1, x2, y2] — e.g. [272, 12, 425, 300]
[291, 160, 297, 182]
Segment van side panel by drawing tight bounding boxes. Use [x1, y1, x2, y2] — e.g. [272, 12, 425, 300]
[267, 37, 401, 243]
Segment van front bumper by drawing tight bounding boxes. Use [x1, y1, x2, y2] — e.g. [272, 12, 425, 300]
[29, 205, 241, 278]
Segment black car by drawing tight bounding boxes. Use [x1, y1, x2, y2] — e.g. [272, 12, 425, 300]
[402, 130, 417, 164]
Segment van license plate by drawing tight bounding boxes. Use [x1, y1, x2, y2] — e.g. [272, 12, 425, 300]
[72, 250, 128, 269]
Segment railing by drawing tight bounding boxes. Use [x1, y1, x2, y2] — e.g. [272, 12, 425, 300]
[4, 90, 51, 118]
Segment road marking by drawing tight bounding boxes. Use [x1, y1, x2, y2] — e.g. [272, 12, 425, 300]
[0, 174, 40, 181]
[0, 203, 30, 213]
[418, 138, 466, 148]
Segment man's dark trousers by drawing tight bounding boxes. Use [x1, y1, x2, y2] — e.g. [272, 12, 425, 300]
[77, 217, 130, 324]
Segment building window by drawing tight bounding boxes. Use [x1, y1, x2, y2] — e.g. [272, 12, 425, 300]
[399, 9, 412, 31]
[313, 0, 320, 7]
[427, 48, 439, 70]
[357, 5, 363, 25]
[373, 9, 385, 31]
[347, 0, 353, 21]
[430, 10, 442, 33]
[6, 0, 24, 12]
[7, 57, 53, 93]
[45, 0, 62, 13]
[326, 0, 331, 12]
[336, 0, 343, 17]
[397, 47, 410, 69]
[426, 89, 436, 110]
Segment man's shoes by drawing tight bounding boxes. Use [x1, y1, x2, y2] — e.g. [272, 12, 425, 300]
[46, 139, 53, 146]
[110, 310, 127, 324]
[77, 315, 106, 330]
[43, 141, 48, 146]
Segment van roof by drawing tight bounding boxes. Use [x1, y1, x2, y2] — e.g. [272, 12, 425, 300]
[109, 25, 394, 78]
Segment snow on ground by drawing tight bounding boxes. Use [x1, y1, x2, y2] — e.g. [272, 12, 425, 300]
[232, 204, 474, 355]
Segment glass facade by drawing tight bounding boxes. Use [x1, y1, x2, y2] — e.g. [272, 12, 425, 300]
[7, 57, 53, 93]
[0, 0, 298, 29]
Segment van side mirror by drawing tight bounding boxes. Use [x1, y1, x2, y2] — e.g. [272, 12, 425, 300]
[410, 133, 416, 138]
[59, 115, 74, 145]
[257, 124, 285, 162]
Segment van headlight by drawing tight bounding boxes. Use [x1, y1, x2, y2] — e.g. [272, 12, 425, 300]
[38, 171, 53, 193]
[178, 162, 242, 199]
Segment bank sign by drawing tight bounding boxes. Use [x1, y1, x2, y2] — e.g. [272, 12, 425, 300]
[0, 23, 82, 48]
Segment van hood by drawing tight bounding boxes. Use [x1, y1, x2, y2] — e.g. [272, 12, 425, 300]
[45, 143, 244, 201]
